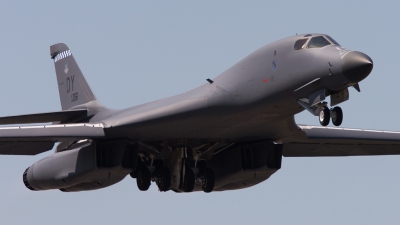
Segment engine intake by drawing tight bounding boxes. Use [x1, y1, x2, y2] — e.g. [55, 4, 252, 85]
[23, 167, 36, 191]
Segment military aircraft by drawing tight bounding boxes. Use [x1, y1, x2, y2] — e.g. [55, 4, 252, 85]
[3, 33, 398, 193]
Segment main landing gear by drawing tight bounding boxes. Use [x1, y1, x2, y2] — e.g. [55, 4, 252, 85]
[134, 166, 171, 192]
[319, 106, 343, 126]
[132, 162, 215, 193]
[136, 166, 151, 191]
[198, 168, 215, 193]
[182, 167, 215, 193]
[182, 167, 195, 192]
[154, 167, 171, 192]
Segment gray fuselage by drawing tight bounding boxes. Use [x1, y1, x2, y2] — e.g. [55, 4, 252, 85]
[89, 34, 361, 144]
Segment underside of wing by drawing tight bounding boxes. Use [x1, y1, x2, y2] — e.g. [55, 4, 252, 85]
[0, 123, 104, 155]
[283, 125, 400, 157]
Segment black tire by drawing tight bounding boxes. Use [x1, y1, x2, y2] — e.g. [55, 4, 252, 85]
[201, 168, 215, 193]
[182, 168, 195, 192]
[156, 167, 171, 192]
[136, 167, 151, 191]
[331, 106, 343, 126]
[130, 169, 138, 178]
[319, 107, 330, 126]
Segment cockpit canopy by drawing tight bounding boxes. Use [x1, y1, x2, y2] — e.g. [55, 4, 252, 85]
[294, 35, 340, 51]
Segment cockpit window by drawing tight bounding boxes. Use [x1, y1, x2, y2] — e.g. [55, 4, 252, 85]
[294, 38, 309, 51]
[325, 35, 340, 46]
[307, 36, 331, 48]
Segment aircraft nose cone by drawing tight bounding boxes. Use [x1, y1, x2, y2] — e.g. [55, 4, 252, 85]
[342, 51, 373, 83]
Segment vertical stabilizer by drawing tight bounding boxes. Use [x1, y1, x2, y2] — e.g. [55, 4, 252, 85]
[50, 43, 101, 110]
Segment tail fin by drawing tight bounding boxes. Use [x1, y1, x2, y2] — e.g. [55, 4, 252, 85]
[50, 43, 102, 110]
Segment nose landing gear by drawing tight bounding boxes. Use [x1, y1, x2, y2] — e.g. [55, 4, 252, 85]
[318, 105, 343, 127]
[331, 106, 343, 126]
[319, 106, 331, 126]
[298, 87, 349, 127]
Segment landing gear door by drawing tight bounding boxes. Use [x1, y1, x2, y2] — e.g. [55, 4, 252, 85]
[309, 88, 326, 106]
[331, 88, 349, 106]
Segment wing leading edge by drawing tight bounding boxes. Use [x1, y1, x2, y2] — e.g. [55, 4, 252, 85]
[283, 125, 400, 157]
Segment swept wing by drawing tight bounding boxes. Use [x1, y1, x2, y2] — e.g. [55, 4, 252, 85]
[283, 125, 400, 157]
[0, 123, 104, 155]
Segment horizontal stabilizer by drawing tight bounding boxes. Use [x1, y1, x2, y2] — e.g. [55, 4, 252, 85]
[0, 109, 87, 125]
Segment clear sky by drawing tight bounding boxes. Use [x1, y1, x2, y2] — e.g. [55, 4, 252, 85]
[0, 1, 399, 224]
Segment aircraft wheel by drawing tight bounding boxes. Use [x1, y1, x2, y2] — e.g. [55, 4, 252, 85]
[331, 106, 343, 126]
[156, 167, 171, 192]
[182, 168, 195, 192]
[200, 168, 215, 193]
[130, 169, 138, 178]
[136, 167, 151, 191]
[319, 107, 330, 126]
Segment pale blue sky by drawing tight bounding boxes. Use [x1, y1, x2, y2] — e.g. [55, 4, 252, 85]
[1, 1, 400, 224]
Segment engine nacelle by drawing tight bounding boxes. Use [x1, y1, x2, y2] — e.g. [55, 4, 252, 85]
[208, 141, 282, 191]
[23, 140, 136, 192]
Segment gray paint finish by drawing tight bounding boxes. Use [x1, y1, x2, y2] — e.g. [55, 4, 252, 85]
[0, 34, 391, 154]
[0, 123, 104, 142]
[3, 33, 399, 193]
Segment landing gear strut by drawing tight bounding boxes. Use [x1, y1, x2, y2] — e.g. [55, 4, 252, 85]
[299, 98, 345, 127]
[134, 148, 216, 193]
[182, 168, 195, 192]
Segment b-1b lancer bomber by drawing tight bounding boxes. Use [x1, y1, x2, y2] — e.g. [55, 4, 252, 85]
[2, 34, 398, 193]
